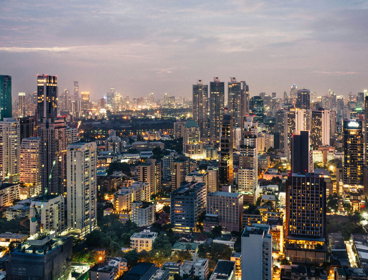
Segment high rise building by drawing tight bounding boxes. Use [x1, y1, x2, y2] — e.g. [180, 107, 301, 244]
[29, 194, 65, 235]
[311, 109, 330, 150]
[37, 75, 57, 123]
[209, 77, 225, 142]
[285, 173, 327, 264]
[171, 157, 190, 190]
[193, 80, 209, 140]
[241, 224, 272, 280]
[81, 91, 91, 112]
[20, 137, 41, 189]
[67, 142, 97, 236]
[249, 96, 264, 117]
[6, 236, 72, 280]
[17, 92, 26, 118]
[131, 201, 155, 227]
[296, 89, 311, 110]
[238, 130, 257, 195]
[343, 119, 364, 187]
[73, 81, 81, 117]
[19, 116, 35, 141]
[207, 192, 243, 232]
[291, 131, 311, 174]
[0, 118, 20, 183]
[219, 114, 234, 185]
[37, 75, 60, 194]
[228, 78, 249, 127]
[170, 182, 207, 232]
[137, 159, 161, 194]
[365, 93, 368, 192]
[0, 75, 12, 121]
[183, 120, 204, 159]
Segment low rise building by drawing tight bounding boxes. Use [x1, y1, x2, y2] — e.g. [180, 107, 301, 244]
[209, 260, 235, 280]
[130, 230, 158, 252]
[180, 259, 209, 280]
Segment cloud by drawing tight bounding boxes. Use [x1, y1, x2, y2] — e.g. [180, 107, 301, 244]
[313, 71, 359, 76]
[0, 47, 72, 53]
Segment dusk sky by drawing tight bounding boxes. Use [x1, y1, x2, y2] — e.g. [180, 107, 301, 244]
[1, 0, 368, 99]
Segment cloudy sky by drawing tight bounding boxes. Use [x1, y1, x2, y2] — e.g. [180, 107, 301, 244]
[0, 0, 367, 99]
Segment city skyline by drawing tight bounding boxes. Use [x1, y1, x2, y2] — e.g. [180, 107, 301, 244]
[1, 0, 368, 98]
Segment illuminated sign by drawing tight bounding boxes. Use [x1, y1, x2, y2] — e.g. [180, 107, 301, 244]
[347, 121, 360, 128]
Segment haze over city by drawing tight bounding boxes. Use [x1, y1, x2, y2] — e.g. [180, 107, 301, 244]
[1, 0, 368, 98]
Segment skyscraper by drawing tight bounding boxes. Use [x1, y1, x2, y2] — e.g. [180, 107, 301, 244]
[193, 80, 209, 140]
[219, 114, 234, 185]
[228, 78, 249, 128]
[0, 75, 12, 121]
[291, 131, 311, 174]
[17, 92, 26, 118]
[296, 89, 311, 110]
[67, 142, 97, 236]
[209, 77, 225, 142]
[343, 119, 364, 187]
[285, 173, 327, 264]
[37, 75, 57, 123]
[311, 109, 330, 150]
[0, 118, 20, 183]
[238, 128, 258, 195]
[72, 81, 81, 117]
[183, 120, 204, 159]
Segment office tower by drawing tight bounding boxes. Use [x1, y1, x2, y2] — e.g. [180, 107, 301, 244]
[6, 236, 72, 280]
[162, 151, 177, 181]
[296, 89, 311, 109]
[37, 75, 57, 122]
[343, 119, 364, 187]
[137, 159, 161, 194]
[37, 75, 59, 194]
[285, 173, 327, 264]
[228, 78, 249, 127]
[73, 81, 80, 117]
[0, 118, 20, 183]
[30, 194, 65, 235]
[219, 114, 234, 185]
[19, 116, 35, 140]
[291, 131, 311, 174]
[275, 109, 288, 155]
[209, 77, 225, 142]
[67, 142, 97, 236]
[193, 80, 209, 140]
[0, 75, 12, 120]
[38, 123, 60, 194]
[241, 224, 272, 280]
[171, 157, 190, 190]
[60, 89, 70, 113]
[170, 182, 207, 232]
[20, 137, 41, 191]
[207, 192, 243, 232]
[18, 92, 26, 118]
[81, 91, 91, 112]
[249, 96, 264, 117]
[131, 201, 155, 227]
[311, 110, 330, 150]
[183, 120, 204, 159]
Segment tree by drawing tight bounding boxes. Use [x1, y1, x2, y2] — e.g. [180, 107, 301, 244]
[107, 162, 132, 176]
[211, 226, 222, 238]
[153, 233, 172, 258]
[125, 250, 139, 267]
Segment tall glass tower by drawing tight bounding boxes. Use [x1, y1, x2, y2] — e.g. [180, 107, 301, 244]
[0, 75, 12, 120]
